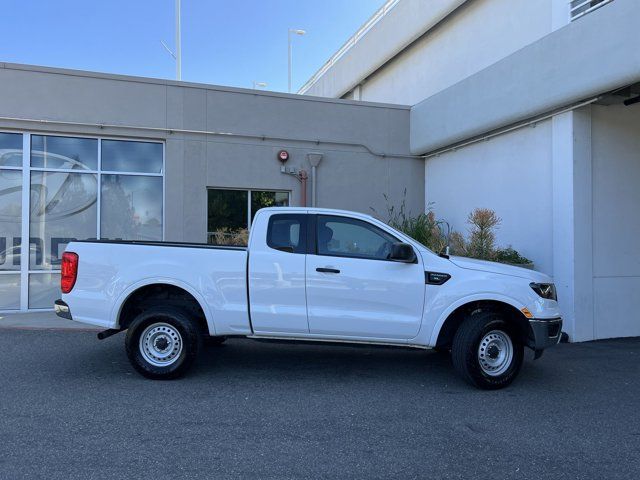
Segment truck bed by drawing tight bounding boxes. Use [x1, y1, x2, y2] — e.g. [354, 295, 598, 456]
[61, 240, 250, 334]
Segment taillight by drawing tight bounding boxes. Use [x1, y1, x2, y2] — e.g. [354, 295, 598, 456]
[61, 252, 79, 294]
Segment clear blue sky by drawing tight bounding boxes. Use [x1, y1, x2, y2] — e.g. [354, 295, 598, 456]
[0, 0, 384, 92]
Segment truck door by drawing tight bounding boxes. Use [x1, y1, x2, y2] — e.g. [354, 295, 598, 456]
[305, 214, 425, 340]
[248, 213, 309, 334]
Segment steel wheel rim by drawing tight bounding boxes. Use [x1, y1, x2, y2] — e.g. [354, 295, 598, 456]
[478, 329, 513, 376]
[139, 322, 183, 367]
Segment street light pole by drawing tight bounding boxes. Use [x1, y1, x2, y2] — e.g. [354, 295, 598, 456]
[288, 28, 306, 93]
[175, 0, 182, 80]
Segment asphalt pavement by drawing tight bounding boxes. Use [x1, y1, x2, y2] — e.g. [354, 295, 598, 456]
[0, 328, 639, 479]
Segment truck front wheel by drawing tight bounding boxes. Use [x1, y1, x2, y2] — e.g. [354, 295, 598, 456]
[451, 311, 524, 389]
[125, 306, 202, 379]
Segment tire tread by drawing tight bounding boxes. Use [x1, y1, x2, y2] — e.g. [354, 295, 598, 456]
[125, 305, 202, 380]
[451, 310, 524, 390]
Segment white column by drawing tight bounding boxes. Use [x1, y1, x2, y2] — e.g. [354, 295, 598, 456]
[551, 107, 594, 341]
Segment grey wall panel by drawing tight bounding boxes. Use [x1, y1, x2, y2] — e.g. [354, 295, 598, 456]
[410, 0, 640, 154]
[164, 139, 185, 242]
[0, 62, 422, 245]
[182, 140, 208, 242]
[205, 90, 406, 155]
[0, 69, 167, 128]
[182, 88, 207, 132]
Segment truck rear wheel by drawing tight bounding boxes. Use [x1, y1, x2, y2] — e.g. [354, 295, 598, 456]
[125, 306, 202, 379]
[451, 311, 523, 390]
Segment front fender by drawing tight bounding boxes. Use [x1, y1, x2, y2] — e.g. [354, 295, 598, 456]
[427, 292, 527, 346]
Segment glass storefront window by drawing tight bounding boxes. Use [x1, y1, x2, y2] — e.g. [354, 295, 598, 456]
[101, 140, 163, 173]
[28, 272, 60, 309]
[251, 191, 290, 222]
[0, 170, 22, 270]
[207, 189, 248, 246]
[31, 135, 98, 170]
[101, 175, 163, 241]
[0, 132, 164, 311]
[0, 274, 20, 310]
[0, 132, 23, 167]
[207, 189, 289, 246]
[29, 172, 98, 269]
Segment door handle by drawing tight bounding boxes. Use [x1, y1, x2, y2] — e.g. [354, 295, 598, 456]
[316, 267, 340, 274]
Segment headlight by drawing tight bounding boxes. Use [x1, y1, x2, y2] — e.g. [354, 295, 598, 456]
[530, 282, 557, 301]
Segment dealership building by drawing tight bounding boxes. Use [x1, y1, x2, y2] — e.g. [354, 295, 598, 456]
[0, 61, 422, 312]
[1, 0, 638, 343]
[300, 0, 639, 342]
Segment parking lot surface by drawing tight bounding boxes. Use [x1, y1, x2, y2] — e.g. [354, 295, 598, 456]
[0, 329, 639, 479]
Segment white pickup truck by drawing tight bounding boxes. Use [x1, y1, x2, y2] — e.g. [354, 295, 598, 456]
[55, 207, 562, 389]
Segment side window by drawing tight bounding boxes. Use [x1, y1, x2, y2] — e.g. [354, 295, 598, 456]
[267, 214, 307, 254]
[317, 215, 397, 260]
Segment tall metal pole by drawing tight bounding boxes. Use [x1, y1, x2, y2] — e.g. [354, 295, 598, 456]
[287, 30, 292, 93]
[175, 0, 182, 80]
[287, 29, 305, 93]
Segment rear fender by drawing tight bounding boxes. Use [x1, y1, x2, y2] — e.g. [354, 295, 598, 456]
[110, 277, 216, 335]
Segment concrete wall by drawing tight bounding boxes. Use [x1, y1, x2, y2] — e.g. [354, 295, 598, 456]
[357, 0, 553, 106]
[411, 0, 640, 154]
[591, 103, 640, 339]
[300, 0, 466, 98]
[0, 63, 423, 243]
[425, 119, 554, 275]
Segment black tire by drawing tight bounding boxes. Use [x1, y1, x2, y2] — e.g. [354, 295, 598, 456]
[125, 306, 203, 380]
[451, 311, 524, 390]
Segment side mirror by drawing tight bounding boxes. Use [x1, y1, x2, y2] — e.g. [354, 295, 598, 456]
[389, 242, 416, 263]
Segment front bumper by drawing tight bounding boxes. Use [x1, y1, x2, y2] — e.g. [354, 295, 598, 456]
[528, 317, 562, 351]
[54, 299, 72, 320]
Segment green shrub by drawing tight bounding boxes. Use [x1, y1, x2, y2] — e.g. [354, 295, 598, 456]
[465, 208, 500, 261]
[495, 246, 532, 265]
[373, 192, 448, 253]
[375, 194, 531, 266]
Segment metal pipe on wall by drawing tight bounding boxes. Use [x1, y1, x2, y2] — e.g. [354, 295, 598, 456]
[311, 166, 317, 207]
[298, 170, 308, 207]
[307, 153, 323, 207]
[0, 116, 422, 160]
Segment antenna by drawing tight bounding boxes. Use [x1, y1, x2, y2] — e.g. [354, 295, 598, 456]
[160, 40, 176, 60]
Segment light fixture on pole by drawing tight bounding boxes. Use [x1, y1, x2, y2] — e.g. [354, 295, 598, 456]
[288, 28, 306, 93]
[161, 0, 182, 80]
[253, 81, 268, 89]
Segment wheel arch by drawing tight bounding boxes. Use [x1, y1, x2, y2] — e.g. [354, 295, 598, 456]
[432, 296, 532, 349]
[112, 278, 215, 335]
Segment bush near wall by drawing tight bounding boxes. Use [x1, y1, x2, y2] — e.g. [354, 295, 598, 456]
[376, 195, 532, 267]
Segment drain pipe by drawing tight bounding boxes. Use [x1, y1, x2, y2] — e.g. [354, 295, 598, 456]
[281, 163, 308, 207]
[298, 170, 308, 207]
[307, 152, 323, 207]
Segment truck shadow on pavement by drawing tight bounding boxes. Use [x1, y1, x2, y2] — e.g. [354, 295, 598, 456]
[190, 337, 551, 389]
[12, 330, 587, 390]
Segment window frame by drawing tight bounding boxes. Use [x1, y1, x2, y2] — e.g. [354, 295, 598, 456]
[314, 214, 402, 262]
[206, 187, 291, 245]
